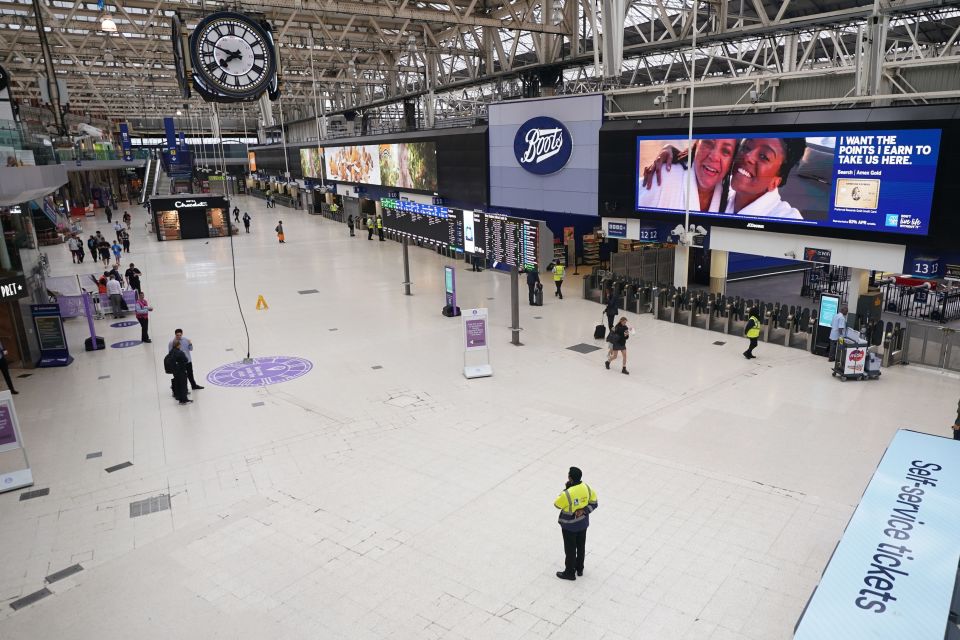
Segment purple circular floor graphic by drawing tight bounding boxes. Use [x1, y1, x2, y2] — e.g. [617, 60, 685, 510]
[111, 340, 142, 348]
[110, 321, 140, 328]
[206, 356, 313, 388]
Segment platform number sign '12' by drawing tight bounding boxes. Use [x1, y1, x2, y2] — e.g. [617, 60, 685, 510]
[514, 116, 573, 175]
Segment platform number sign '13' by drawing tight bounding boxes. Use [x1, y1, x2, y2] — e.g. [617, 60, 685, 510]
[513, 116, 573, 175]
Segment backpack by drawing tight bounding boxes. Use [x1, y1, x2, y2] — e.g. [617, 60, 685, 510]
[163, 351, 177, 375]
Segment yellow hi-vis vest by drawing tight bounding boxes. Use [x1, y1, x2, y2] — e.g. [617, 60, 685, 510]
[746, 315, 761, 338]
[553, 264, 565, 281]
[376, 218, 383, 229]
[368, 218, 375, 229]
[554, 482, 597, 530]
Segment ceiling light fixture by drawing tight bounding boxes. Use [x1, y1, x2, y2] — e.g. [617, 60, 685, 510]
[101, 16, 117, 32]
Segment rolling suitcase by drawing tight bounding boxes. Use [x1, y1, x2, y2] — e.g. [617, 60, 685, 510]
[593, 315, 606, 340]
[533, 283, 543, 306]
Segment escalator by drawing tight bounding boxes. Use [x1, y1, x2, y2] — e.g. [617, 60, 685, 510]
[139, 157, 154, 204]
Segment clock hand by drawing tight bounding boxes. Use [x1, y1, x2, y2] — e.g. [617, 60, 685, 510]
[214, 45, 240, 57]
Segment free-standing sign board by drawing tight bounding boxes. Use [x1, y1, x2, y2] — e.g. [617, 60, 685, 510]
[0, 391, 33, 493]
[31, 304, 72, 367]
[462, 308, 492, 379]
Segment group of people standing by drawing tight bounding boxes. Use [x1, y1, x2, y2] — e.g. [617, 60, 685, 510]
[163, 329, 204, 405]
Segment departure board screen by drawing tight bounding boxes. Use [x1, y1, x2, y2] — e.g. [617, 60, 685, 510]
[484, 213, 538, 270]
[381, 198, 463, 250]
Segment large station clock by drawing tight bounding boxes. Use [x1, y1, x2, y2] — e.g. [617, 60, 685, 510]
[188, 12, 277, 103]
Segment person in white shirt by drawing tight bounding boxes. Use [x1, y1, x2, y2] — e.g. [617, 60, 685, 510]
[105, 275, 125, 318]
[67, 236, 80, 263]
[638, 138, 738, 213]
[113, 220, 125, 241]
[828, 304, 848, 362]
[724, 137, 807, 220]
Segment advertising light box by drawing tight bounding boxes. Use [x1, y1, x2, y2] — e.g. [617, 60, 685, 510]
[325, 142, 438, 191]
[299, 147, 323, 179]
[635, 129, 941, 236]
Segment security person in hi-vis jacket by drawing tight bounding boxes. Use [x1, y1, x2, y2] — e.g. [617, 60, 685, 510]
[554, 466, 598, 580]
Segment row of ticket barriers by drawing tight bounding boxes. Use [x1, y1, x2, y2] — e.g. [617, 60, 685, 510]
[584, 270, 909, 366]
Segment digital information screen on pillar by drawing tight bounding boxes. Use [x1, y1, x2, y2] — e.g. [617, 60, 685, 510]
[635, 129, 941, 235]
[463, 210, 485, 255]
[381, 198, 464, 250]
[484, 213, 539, 270]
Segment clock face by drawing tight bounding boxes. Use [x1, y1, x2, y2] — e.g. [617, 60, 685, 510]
[190, 12, 275, 101]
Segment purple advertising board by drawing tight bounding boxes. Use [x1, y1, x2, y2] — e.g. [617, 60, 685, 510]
[0, 404, 16, 448]
[465, 318, 486, 349]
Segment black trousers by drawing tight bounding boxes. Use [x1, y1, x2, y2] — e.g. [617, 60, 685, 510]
[954, 428, 960, 441]
[378, 228, 384, 241]
[0, 356, 15, 392]
[554, 280, 563, 298]
[138, 317, 149, 342]
[561, 528, 586, 575]
[186, 362, 199, 388]
[745, 337, 759, 356]
[828, 340, 838, 362]
[527, 283, 535, 305]
[606, 312, 616, 331]
[368, 227, 374, 240]
[173, 372, 189, 402]
[244, 223, 250, 233]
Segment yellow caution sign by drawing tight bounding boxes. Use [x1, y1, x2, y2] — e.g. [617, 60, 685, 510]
[256, 295, 269, 310]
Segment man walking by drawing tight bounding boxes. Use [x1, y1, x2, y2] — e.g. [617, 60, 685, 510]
[233, 206, 240, 224]
[168, 329, 204, 392]
[114, 220, 125, 242]
[552, 260, 565, 299]
[554, 467, 598, 580]
[0, 338, 19, 394]
[125, 263, 142, 293]
[242, 212, 251, 233]
[828, 304, 848, 362]
[743, 306, 761, 359]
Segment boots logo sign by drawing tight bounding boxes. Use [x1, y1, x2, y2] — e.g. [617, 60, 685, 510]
[513, 117, 572, 175]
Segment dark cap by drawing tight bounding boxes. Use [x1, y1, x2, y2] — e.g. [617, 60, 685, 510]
[568, 467, 582, 482]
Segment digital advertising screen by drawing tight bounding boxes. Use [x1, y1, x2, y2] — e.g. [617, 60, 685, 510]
[247, 151, 256, 172]
[463, 210, 484, 255]
[635, 129, 941, 235]
[325, 142, 438, 191]
[299, 147, 323, 179]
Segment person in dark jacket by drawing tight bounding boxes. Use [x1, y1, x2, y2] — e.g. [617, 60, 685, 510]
[242, 212, 251, 233]
[953, 398, 960, 441]
[347, 214, 355, 237]
[169, 341, 192, 405]
[603, 288, 619, 331]
[553, 466, 598, 580]
[526, 267, 541, 305]
[605, 316, 630, 374]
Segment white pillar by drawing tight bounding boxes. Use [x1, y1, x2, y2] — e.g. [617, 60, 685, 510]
[673, 245, 689, 287]
[709, 249, 728, 294]
[847, 267, 870, 307]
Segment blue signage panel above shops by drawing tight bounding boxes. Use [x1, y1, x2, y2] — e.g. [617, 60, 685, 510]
[793, 429, 960, 640]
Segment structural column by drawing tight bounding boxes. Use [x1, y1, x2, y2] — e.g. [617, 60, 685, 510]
[847, 267, 870, 307]
[709, 249, 728, 294]
[673, 245, 689, 288]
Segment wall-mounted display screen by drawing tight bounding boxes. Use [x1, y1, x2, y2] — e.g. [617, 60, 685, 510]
[299, 147, 323, 179]
[381, 198, 462, 249]
[635, 129, 941, 235]
[326, 142, 438, 191]
[247, 151, 256, 172]
[463, 210, 484, 255]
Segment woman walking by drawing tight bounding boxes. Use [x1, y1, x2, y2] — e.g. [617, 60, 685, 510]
[135, 291, 153, 343]
[605, 316, 630, 375]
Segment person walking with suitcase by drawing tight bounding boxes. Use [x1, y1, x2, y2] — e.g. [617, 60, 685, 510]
[603, 287, 619, 331]
[605, 316, 630, 374]
[526, 267, 541, 306]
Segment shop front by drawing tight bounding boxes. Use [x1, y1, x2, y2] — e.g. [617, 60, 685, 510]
[149, 195, 232, 241]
